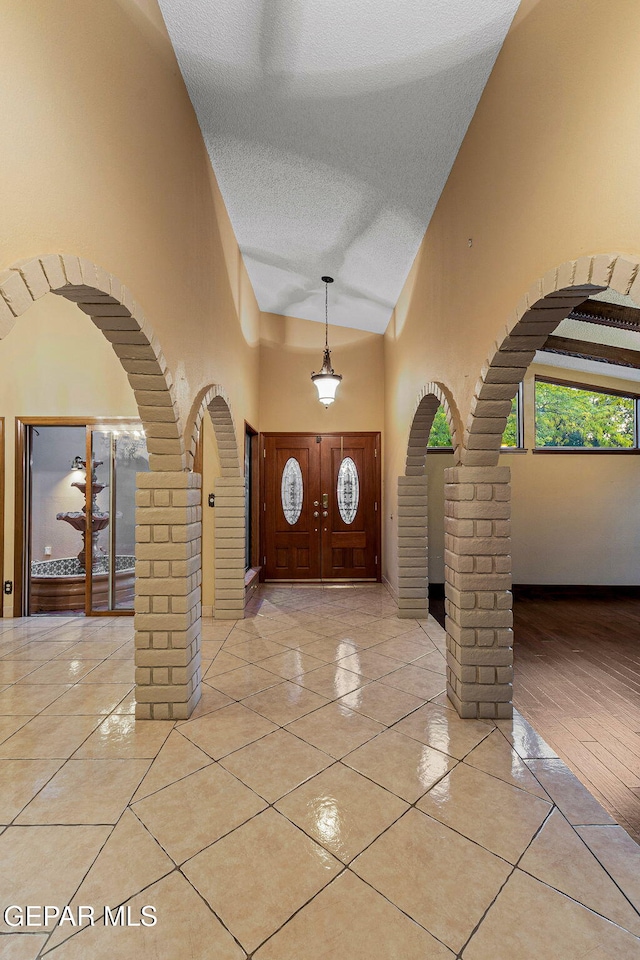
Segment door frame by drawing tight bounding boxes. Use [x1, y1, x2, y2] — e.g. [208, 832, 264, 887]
[260, 431, 381, 582]
[14, 416, 142, 617]
[0, 417, 4, 615]
[245, 422, 260, 571]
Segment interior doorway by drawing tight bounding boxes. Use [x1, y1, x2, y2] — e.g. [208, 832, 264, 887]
[0, 418, 4, 614]
[15, 418, 148, 616]
[262, 432, 380, 581]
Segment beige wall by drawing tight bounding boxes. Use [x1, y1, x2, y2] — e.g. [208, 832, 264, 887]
[200, 414, 221, 612]
[0, 294, 140, 613]
[259, 313, 385, 435]
[424, 363, 640, 586]
[509, 363, 640, 585]
[384, 0, 640, 589]
[424, 452, 455, 585]
[2, 0, 260, 466]
[4, 0, 640, 608]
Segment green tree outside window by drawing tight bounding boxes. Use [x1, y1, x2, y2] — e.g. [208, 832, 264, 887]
[427, 395, 519, 448]
[535, 381, 635, 448]
[427, 406, 453, 447]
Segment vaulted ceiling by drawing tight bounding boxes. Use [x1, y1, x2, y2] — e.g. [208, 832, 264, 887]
[157, 0, 521, 332]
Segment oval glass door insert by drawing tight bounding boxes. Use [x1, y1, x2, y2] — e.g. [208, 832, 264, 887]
[337, 457, 359, 524]
[281, 457, 303, 525]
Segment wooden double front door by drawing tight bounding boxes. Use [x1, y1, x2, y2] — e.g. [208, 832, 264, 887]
[262, 433, 380, 581]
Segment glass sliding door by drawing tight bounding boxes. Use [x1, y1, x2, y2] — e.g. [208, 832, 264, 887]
[89, 424, 149, 613]
[28, 425, 88, 615]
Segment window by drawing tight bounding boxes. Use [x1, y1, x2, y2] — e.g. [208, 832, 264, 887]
[500, 387, 523, 449]
[427, 392, 522, 450]
[427, 405, 453, 448]
[534, 378, 638, 449]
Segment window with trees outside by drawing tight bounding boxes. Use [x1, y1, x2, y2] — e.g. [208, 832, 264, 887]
[534, 378, 638, 449]
[427, 391, 521, 449]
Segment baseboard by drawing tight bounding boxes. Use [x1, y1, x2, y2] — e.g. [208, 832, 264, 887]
[382, 575, 398, 601]
[513, 584, 640, 600]
[245, 567, 261, 605]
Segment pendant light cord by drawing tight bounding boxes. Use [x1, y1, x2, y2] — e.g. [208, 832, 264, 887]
[324, 279, 329, 349]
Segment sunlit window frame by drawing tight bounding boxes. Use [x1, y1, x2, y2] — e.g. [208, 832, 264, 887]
[425, 384, 524, 453]
[533, 375, 640, 454]
[499, 382, 524, 452]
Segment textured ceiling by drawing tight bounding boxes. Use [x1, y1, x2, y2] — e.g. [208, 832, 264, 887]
[157, 0, 521, 332]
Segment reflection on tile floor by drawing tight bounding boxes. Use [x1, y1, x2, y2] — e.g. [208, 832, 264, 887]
[0, 585, 639, 958]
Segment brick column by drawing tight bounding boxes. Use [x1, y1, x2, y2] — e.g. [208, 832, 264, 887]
[213, 475, 245, 620]
[444, 466, 513, 720]
[397, 475, 429, 619]
[134, 471, 202, 720]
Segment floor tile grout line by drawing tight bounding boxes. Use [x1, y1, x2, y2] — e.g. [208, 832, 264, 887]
[454, 806, 557, 958]
[0, 713, 35, 746]
[199, 635, 455, 772]
[3, 673, 147, 826]
[186, 685, 435, 767]
[6, 600, 640, 956]
[176, 864, 250, 958]
[516, 805, 640, 927]
[35, 745, 179, 955]
[2, 756, 69, 829]
[142, 752, 404, 885]
[36, 818, 121, 955]
[344, 863, 457, 956]
[0, 619, 81, 651]
[39, 864, 178, 958]
[0, 675, 109, 754]
[514, 865, 640, 937]
[455, 866, 517, 958]
[127, 731, 213, 805]
[242, 865, 352, 958]
[0, 627, 132, 666]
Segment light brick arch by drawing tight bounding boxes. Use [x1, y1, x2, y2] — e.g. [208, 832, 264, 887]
[187, 385, 245, 620]
[462, 253, 640, 467]
[397, 383, 462, 619]
[186, 384, 241, 476]
[445, 253, 640, 722]
[0, 254, 202, 722]
[405, 381, 463, 474]
[0, 254, 185, 469]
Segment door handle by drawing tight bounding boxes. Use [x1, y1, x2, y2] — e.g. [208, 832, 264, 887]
[322, 493, 329, 508]
[314, 500, 319, 507]
[313, 511, 319, 517]
[323, 511, 328, 517]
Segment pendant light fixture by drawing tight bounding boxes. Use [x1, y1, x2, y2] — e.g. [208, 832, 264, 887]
[311, 276, 342, 407]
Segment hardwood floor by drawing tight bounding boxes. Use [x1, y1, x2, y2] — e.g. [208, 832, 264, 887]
[513, 594, 640, 842]
[429, 588, 640, 840]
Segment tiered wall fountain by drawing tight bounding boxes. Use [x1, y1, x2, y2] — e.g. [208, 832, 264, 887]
[29, 459, 135, 613]
[56, 460, 109, 571]
[56, 459, 110, 569]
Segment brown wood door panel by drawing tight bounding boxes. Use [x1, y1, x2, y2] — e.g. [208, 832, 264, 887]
[320, 434, 378, 580]
[263, 432, 380, 581]
[330, 532, 367, 548]
[264, 435, 321, 580]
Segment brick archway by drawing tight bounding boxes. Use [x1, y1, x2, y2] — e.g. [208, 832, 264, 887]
[0, 255, 202, 720]
[187, 385, 245, 620]
[446, 253, 640, 720]
[397, 382, 461, 619]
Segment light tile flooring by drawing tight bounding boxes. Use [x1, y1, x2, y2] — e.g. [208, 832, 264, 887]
[0, 585, 639, 959]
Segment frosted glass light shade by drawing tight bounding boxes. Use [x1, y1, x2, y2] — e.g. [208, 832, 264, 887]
[311, 372, 342, 406]
[311, 343, 342, 407]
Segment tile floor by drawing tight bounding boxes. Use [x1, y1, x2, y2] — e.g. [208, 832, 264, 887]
[0, 585, 639, 959]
